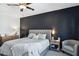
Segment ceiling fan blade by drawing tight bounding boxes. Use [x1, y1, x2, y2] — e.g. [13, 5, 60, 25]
[26, 3, 31, 5]
[7, 4, 19, 6]
[26, 6, 34, 11]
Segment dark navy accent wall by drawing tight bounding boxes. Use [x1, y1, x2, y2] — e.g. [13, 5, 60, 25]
[20, 6, 79, 40]
[74, 6, 79, 40]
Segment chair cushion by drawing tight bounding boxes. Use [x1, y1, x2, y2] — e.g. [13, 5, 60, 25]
[63, 45, 74, 52]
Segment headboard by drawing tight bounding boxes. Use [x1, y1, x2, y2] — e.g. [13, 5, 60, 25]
[29, 29, 51, 40]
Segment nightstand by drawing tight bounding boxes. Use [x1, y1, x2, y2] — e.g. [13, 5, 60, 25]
[49, 37, 60, 51]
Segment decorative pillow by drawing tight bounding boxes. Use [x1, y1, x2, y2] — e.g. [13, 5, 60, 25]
[28, 33, 36, 39]
[37, 34, 47, 39]
[32, 35, 38, 39]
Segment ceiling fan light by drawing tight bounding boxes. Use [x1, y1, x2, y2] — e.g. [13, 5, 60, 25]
[19, 5, 26, 9]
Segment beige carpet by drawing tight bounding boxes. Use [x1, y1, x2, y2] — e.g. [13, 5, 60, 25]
[45, 50, 69, 56]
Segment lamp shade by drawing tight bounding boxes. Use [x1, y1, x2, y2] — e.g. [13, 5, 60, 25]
[52, 29, 56, 35]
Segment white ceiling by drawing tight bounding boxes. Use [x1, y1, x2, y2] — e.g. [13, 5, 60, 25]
[20, 3, 79, 17]
[0, 3, 79, 17]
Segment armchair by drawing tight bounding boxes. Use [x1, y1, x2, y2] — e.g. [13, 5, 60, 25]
[62, 40, 79, 56]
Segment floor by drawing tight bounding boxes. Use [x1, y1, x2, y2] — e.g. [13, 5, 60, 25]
[0, 50, 69, 56]
[45, 50, 69, 56]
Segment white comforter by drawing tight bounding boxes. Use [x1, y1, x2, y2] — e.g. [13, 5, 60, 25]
[0, 37, 49, 56]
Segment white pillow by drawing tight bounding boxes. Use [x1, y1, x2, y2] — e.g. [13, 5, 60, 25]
[28, 33, 36, 39]
[38, 34, 47, 39]
[32, 35, 38, 39]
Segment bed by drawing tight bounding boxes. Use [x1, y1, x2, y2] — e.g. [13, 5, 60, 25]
[0, 29, 51, 56]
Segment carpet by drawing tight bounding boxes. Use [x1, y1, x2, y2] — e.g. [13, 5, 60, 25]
[45, 50, 69, 56]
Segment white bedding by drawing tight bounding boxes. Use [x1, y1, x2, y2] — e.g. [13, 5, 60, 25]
[0, 37, 29, 55]
[0, 38, 49, 56]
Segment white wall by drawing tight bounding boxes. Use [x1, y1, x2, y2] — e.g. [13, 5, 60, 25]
[0, 4, 20, 36]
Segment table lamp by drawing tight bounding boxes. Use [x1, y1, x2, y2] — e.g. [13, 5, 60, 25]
[52, 29, 57, 40]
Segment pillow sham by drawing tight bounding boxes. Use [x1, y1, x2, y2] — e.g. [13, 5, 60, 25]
[28, 33, 36, 39]
[37, 34, 47, 39]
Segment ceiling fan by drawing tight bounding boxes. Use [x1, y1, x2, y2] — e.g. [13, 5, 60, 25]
[7, 3, 34, 12]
